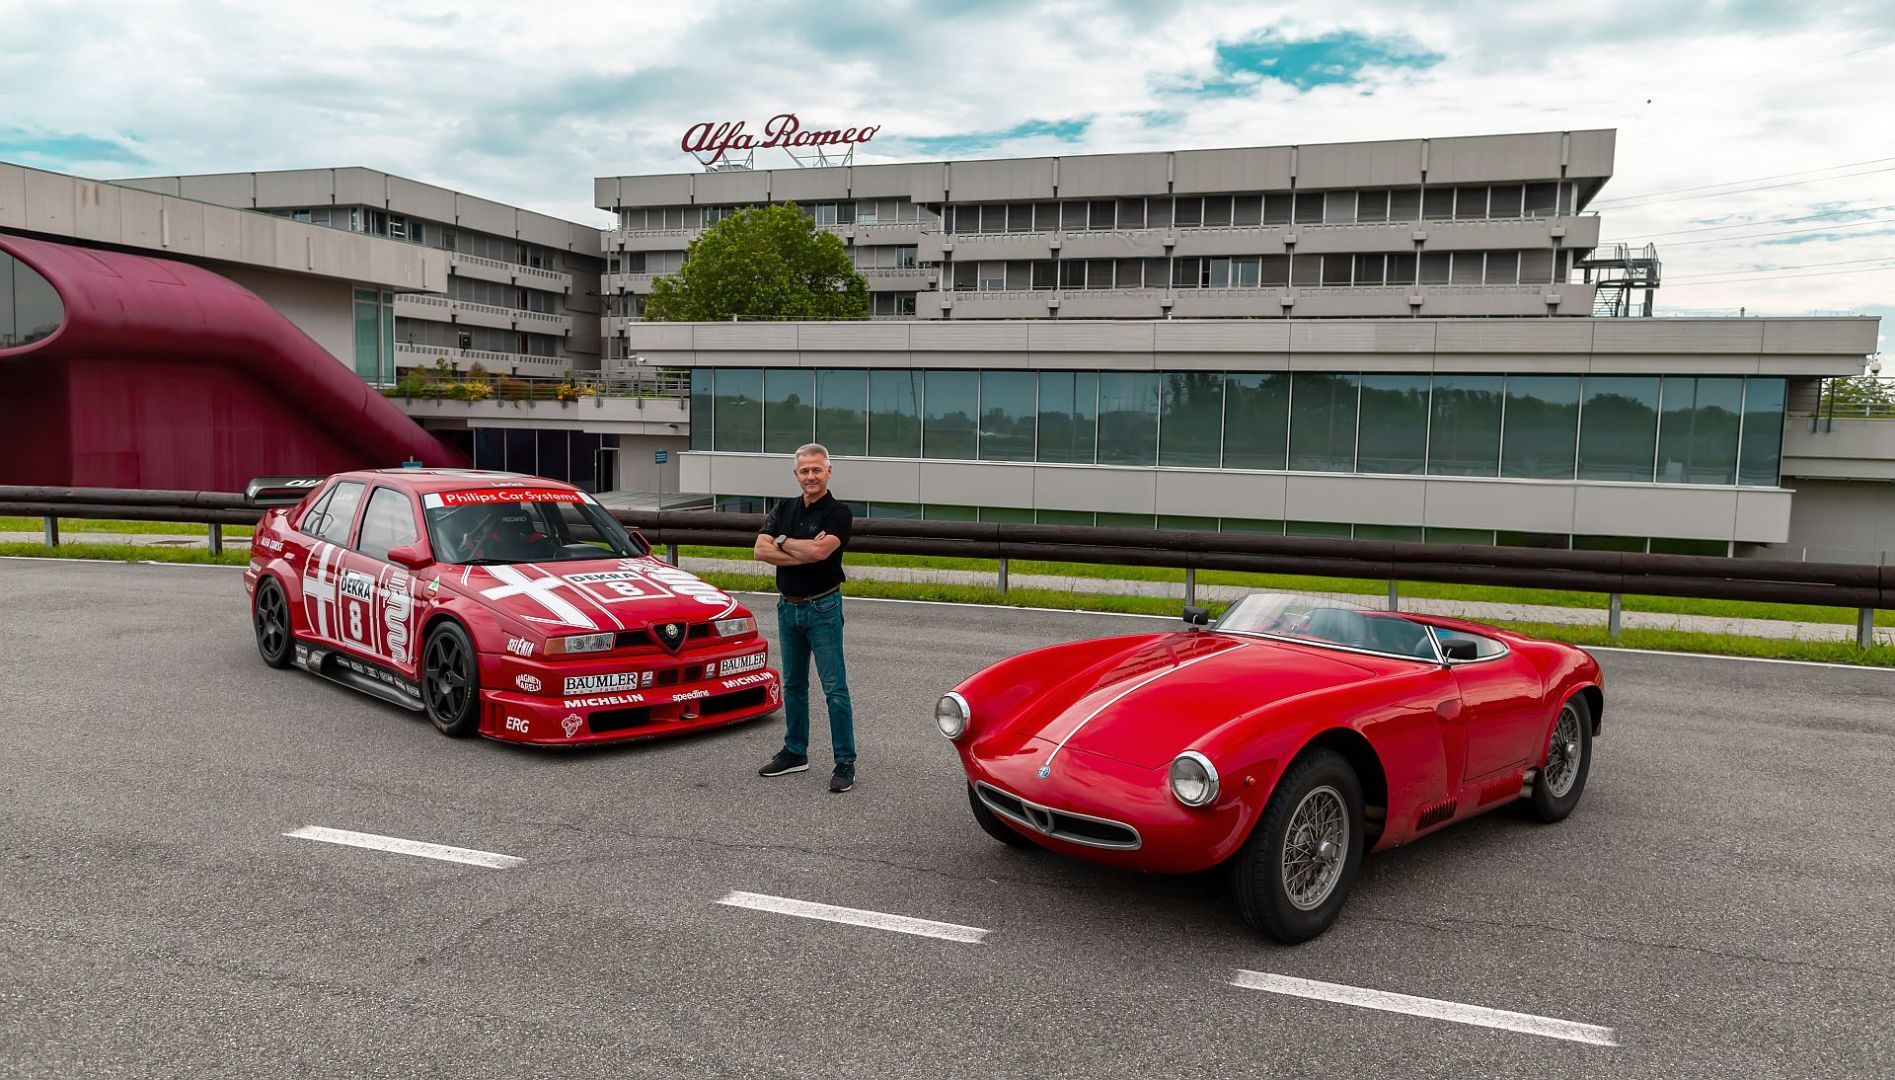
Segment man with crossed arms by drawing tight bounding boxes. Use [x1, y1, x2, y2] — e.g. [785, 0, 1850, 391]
[752, 443, 858, 793]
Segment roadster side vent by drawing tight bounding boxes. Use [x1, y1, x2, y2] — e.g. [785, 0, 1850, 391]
[1479, 774, 1524, 806]
[1416, 797, 1458, 830]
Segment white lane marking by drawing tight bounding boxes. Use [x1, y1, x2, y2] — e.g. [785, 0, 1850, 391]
[1230, 970, 1618, 1046]
[284, 825, 524, 869]
[715, 890, 988, 944]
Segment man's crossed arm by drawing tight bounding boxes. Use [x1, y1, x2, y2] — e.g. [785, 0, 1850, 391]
[753, 530, 840, 567]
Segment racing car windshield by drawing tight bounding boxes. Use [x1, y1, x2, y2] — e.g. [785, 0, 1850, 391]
[1214, 592, 1440, 663]
[421, 488, 649, 565]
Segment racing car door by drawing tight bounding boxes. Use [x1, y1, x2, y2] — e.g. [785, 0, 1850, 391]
[295, 479, 368, 651]
[328, 485, 425, 679]
[1437, 627, 1546, 785]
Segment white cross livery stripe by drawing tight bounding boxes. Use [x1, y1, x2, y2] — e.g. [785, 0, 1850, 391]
[303, 542, 338, 638]
[479, 565, 598, 630]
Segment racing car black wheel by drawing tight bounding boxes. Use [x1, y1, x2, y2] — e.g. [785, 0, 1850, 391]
[1231, 748, 1365, 945]
[253, 577, 294, 669]
[967, 784, 1036, 849]
[421, 621, 482, 737]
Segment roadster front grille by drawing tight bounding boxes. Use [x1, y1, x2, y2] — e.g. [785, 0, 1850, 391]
[975, 782, 1142, 851]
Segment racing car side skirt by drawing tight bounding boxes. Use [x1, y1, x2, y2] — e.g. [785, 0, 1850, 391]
[293, 641, 424, 711]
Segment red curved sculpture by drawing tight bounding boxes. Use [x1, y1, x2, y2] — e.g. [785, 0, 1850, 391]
[0, 233, 467, 490]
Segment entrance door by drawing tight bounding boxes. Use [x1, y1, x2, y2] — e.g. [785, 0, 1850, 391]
[593, 444, 619, 494]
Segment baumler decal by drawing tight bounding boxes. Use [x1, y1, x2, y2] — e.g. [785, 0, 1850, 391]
[563, 672, 644, 695]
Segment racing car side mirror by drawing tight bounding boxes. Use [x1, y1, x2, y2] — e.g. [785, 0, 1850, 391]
[1182, 605, 1211, 628]
[385, 542, 434, 571]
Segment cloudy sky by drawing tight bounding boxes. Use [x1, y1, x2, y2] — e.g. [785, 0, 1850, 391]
[1, 0, 1889, 348]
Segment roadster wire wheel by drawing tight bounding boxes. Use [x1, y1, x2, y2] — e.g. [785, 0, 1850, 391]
[1281, 785, 1350, 912]
[422, 622, 481, 737]
[253, 578, 293, 669]
[1232, 748, 1365, 944]
[1527, 693, 1593, 823]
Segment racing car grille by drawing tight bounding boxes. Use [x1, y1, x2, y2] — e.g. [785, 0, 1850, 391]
[588, 706, 654, 733]
[703, 687, 768, 715]
[613, 624, 714, 651]
[975, 782, 1142, 851]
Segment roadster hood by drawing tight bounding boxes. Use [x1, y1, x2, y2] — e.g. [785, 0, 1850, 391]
[438, 556, 743, 634]
[1011, 633, 1385, 769]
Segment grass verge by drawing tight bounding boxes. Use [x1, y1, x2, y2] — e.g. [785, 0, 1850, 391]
[691, 571, 1895, 668]
[0, 542, 253, 566]
[678, 545, 1893, 628]
[0, 516, 254, 538]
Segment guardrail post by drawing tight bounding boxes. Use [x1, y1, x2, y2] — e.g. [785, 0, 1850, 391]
[1387, 580, 1400, 611]
[997, 557, 1009, 596]
[1858, 608, 1875, 650]
[207, 523, 223, 556]
[1185, 568, 1197, 608]
[1608, 594, 1623, 641]
[665, 543, 679, 567]
[43, 515, 58, 547]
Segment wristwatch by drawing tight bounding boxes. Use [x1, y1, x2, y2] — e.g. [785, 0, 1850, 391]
[773, 534, 788, 550]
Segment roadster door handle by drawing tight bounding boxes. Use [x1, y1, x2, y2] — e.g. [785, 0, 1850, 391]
[1435, 699, 1462, 721]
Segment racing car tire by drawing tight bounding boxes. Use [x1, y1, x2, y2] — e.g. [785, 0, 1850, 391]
[967, 783, 1036, 850]
[421, 621, 482, 737]
[253, 577, 295, 669]
[1231, 748, 1365, 945]
[1526, 693, 1593, 823]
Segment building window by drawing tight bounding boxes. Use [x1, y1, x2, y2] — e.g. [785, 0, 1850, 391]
[1656, 376, 1744, 484]
[1738, 378, 1787, 487]
[1158, 372, 1223, 467]
[1288, 372, 1359, 472]
[0, 251, 64, 349]
[1428, 375, 1504, 476]
[1502, 375, 1580, 479]
[1037, 371, 1097, 464]
[712, 368, 763, 453]
[816, 368, 868, 456]
[979, 371, 1036, 462]
[1577, 376, 1662, 482]
[690, 369, 713, 452]
[1222, 373, 1290, 470]
[1357, 375, 1430, 475]
[1097, 372, 1159, 466]
[763, 369, 816, 455]
[922, 370, 978, 459]
[868, 369, 921, 457]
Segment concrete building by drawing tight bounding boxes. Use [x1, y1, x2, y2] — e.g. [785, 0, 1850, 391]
[117, 167, 606, 382]
[596, 130, 1886, 557]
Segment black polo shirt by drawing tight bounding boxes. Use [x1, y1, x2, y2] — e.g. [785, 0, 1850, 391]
[761, 490, 852, 597]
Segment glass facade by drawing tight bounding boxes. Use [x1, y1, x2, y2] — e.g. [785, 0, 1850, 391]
[687, 368, 1789, 488]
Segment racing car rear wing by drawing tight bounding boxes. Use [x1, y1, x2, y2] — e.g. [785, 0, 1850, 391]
[245, 476, 327, 505]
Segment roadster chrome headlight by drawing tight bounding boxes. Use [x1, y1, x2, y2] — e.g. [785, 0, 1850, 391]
[936, 692, 969, 740]
[1168, 751, 1219, 807]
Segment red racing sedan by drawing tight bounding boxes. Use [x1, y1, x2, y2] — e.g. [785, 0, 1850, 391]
[938, 592, 1602, 943]
[242, 469, 779, 745]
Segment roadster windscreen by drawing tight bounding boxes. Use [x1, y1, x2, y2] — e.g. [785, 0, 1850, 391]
[1214, 592, 1440, 662]
[421, 489, 649, 564]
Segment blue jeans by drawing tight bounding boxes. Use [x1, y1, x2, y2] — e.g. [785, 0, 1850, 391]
[777, 591, 855, 763]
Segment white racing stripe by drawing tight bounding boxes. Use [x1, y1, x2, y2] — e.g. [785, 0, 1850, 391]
[716, 890, 988, 944]
[284, 825, 524, 869]
[1230, 970, 1618, 1046]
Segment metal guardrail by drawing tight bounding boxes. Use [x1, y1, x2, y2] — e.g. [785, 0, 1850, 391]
[3, 487, 1891, 647]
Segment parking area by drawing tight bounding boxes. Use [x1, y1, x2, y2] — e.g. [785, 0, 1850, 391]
[2, 558, 1891, 1079]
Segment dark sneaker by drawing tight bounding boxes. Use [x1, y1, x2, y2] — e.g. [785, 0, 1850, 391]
[759, 750, 808, 777]
[829, 762, 856, 793]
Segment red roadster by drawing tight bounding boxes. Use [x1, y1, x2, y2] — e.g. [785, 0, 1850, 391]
[242, 469, 779, 744]
[938, 593, 1602, 943]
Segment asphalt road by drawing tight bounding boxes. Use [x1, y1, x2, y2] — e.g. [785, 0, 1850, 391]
[2, 558, 1891, 1080]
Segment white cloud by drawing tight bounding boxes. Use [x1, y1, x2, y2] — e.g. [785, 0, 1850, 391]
[1, 0, 1890, 331]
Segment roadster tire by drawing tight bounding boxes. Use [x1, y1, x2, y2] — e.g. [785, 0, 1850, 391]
[1526, 693, 1593, 823]
[421, 621, 482, 737]
[253, 577, 295, 669]
[1231, 749, 1365, 944]
[967, 784, 1035, 849]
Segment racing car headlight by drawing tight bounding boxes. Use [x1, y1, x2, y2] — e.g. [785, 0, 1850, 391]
[545, 632, 614, 656]
[1168, 751, 1219, 807]
[935, 692, 970, 740]
[712, 616, 756, 637]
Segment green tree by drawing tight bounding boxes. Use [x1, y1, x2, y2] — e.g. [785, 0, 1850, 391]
[1827, 375, 1895, 407]
[644, 203, 869, 321]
